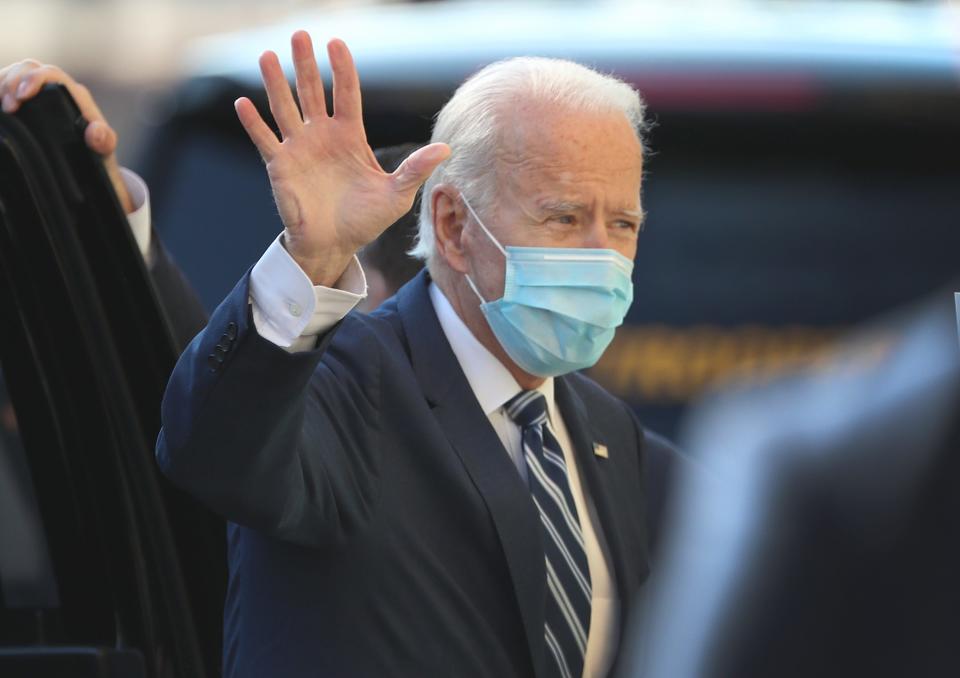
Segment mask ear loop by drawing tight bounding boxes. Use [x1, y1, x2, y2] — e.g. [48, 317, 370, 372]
[461, 192, 507, 304]
[461, 193, 506, 256]
[464, 272, 488, 305]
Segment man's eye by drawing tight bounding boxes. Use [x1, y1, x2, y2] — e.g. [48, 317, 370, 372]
[549, 215, 576, 225]
[614, 220, 640, 232]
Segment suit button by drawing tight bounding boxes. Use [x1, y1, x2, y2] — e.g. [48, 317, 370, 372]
[207, 354, 221, 372]
[219, 333, 231, 345]
[225, 322, 238, 340]
[214, 345, 227, 359]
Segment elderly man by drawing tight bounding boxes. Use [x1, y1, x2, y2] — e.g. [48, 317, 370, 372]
[164, 31, 650, 678]
[2, 30, 658, 678]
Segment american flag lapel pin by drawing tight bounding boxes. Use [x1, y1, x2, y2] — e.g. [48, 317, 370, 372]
[593, 442, 609, 459]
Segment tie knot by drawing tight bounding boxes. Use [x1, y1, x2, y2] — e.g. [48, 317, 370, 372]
[504, 390, 548, 429]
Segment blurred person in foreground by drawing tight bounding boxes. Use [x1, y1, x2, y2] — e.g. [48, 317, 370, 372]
[2, 31, 681, 678]
[620, 288, 960, 678]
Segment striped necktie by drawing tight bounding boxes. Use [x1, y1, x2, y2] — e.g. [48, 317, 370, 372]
[505, 390, 592, 678]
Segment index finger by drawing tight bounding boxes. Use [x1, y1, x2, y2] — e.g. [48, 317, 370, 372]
[234, 96, 281, 162]
[0, 61, 47, 112]
[0, 59, 40, 94]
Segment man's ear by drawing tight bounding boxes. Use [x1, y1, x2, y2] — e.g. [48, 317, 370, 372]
[432, 185, 470, 274]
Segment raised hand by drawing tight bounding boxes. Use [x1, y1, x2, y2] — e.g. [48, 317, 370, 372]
[0, 60, 134, 213]
[235, 31, 450, 287]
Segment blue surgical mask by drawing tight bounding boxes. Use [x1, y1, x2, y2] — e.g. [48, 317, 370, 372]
[462, 195, 635, 378]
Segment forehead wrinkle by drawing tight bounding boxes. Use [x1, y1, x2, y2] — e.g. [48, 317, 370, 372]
[497, 151, 639, 181]
[491, 107, 645, 223]
[534, 191, 643, 213]
[511, 179, 643, 212]
[494, 121, 641, 182]
[495, 116, 641, 175]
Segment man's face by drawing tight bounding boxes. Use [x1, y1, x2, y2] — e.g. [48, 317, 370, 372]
[464, 102, 644, 302]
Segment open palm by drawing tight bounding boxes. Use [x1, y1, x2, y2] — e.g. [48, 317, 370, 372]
[235, 31, 449, 286]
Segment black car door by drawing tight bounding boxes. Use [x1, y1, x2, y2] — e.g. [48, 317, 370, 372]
[0, 85, 224, 678]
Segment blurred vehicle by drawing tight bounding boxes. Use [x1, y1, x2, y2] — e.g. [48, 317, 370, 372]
[139, 0, 960, 439]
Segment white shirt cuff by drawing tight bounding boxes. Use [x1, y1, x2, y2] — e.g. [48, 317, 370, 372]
[121, 168, 153, 265]
[249, 235, 367, 351]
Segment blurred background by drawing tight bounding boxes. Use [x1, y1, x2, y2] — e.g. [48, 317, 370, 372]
[18, 0, 953, 441]
[2, 2, 960, 677]
[4, 0, 960, 440]
[0, 0, 353, 165]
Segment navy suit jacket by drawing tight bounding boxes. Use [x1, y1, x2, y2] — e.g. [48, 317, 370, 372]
[158, 268, 652, 678]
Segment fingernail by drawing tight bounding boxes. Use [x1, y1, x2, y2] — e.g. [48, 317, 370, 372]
[16, 81, 29, 97]
[2, 94, 13, 112]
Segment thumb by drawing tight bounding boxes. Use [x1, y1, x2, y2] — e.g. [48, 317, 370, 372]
[84, 119, 117, 157]
[390, 143, 451, 197]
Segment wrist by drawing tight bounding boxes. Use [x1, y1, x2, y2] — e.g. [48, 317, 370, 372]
[106, 160, 135, 214]
[281, 234, 354, 287]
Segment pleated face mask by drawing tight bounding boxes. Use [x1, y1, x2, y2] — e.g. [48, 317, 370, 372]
[462, 195, 635, 377]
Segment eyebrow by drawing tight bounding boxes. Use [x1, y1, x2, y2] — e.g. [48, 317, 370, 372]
[537, 200, 586, 213]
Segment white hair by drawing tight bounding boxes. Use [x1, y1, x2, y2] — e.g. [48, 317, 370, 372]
[409, 56, 647, 266]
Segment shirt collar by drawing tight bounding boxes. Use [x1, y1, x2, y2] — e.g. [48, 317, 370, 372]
[428, 281, 555, 416]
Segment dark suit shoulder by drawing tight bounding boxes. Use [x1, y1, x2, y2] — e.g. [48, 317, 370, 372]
[565, 372, 691, 560]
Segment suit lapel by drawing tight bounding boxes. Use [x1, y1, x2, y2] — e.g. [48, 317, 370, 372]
[396, 272, 548, 678]
[554, 377, 635, 628]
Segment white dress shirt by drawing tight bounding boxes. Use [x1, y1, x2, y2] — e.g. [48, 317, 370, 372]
[122, 168, 152, 262]
[123, 169, 366, 348]
[125, 171, 618, 676]
[428, 283, 620, 678]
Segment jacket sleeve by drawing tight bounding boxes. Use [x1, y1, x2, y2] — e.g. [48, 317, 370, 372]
[156, 270, 383, 547]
